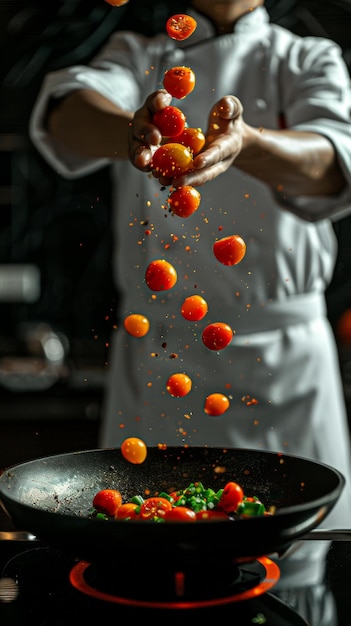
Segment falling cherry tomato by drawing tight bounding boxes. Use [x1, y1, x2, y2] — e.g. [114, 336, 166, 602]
[171, 126, 205, 156]
[218, 482, 244, 513]
[204, 393, 230, 416]
[163, 66, 196, 100]
[121, 437, 147, 464]
[336, 307, 351, 345]
[166, 372, 192, 397]
[202, 322, 234, 351]
[166, 14, 197, 41]
[123, 313, 150, 337]
[153, 105, 186, 137]
[180, 294, 208, 321]
[167, 185, 201, 217]
[93, 489, 122, 517]
[213, 235, 246, 266]
[145, 259, 177, 291]
[151, 143, 193, 178]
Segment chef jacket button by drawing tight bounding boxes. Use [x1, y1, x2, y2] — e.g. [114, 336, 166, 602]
[254, 98, 267, 111]
[166, 48, 185, 65]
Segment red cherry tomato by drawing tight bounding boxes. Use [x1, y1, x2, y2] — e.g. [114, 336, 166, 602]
[172, 126, 205, 156]
[204, 393, 230, 416]
[151, 143, 193, 178]
[145, 259, 177, 291]
[202, 322, 234, 351]
[164, 506, 197, 521]
[180, 294, 208, 321]
[166, 14, 197, 41]
[114, 502, 139, 520]
[166, 372, 192, 397]
[163, 66, 196, 100]
[153, 105, 186, 137]
[93, 489, 122, 517]
[167, 185, 201, 217]
[196, 510, 229, 521]
[139, 497, 173, 520]
[121, 437, 147, 464]
[168, 491, 182, 503]
[218, 482, 244, 513]
[123, 313, 150, 337]
[213, 235, 246, 266]
[336, 308, 351, 345]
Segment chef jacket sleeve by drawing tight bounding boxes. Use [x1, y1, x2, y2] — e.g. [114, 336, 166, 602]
[29, 32, 158, 179]
[273, 37, 351, 223]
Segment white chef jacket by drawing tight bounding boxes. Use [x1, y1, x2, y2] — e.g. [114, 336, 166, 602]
[29, 7, 351, 529]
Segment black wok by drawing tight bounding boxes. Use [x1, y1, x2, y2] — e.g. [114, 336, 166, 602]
[0, 447, 344, 565]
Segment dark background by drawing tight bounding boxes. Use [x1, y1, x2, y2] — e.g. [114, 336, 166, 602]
[1, 0, 351, 467]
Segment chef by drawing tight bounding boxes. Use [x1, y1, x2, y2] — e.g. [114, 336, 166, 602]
[29, 0, 351, 531]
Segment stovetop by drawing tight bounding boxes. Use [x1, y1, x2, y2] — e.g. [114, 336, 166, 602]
[0, 535, 351, 625]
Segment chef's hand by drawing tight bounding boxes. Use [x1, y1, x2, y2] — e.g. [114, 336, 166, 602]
[128, 90, 172, 171]
[176, 95, 244, 188]
[129, 92, 244, 185]
[149, 95, 245, 188]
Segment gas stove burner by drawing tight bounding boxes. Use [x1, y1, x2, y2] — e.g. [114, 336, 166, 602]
[69, 556, 280, 608]
[0, 544, 316, 624]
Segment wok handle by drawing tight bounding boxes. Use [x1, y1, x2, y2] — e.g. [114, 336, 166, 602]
[303, 529, 351, 541]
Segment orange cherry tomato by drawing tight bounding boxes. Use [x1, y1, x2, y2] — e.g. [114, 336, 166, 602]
[202, 322, 234, 351]
[213, 235, 246, 266]
[93, 489, 122, 517]
[163, 66, 195, 100]
[121, 437, 147, 464]
[151, 143, 193, 178]
[114, 502, 140, 520]
[123, 313, 150, 337]
[164, 506, 197, 521]
[218, 482, 244, 513]
[204, 393, 230, 416]
[172, 126, 205, 156]
[166, 14, 197, 41]
[104, 0, 129, 6]
[145, 259, 177, 291]
[167, 185, 201, 217]
[153, 105, 186, 137]
[166, 372, 192, 397]
[196, 510, 229, 521]
[139, 496, 173, 520]
[180, 294, 208, 321]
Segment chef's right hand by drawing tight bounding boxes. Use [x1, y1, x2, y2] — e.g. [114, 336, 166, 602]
[128, 90, 172, 171]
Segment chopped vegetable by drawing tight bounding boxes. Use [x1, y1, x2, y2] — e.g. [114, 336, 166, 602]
[91, 480, 270, 522]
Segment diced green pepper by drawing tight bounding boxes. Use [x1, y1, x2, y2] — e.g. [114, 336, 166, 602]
[130, 495, 144, 505]
[158, 491, 174, 502]
[237, 496, 266, 516]
[95, 512, 109, 521]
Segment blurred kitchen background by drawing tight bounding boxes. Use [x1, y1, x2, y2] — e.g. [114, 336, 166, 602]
[1, 0, 351, 468]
